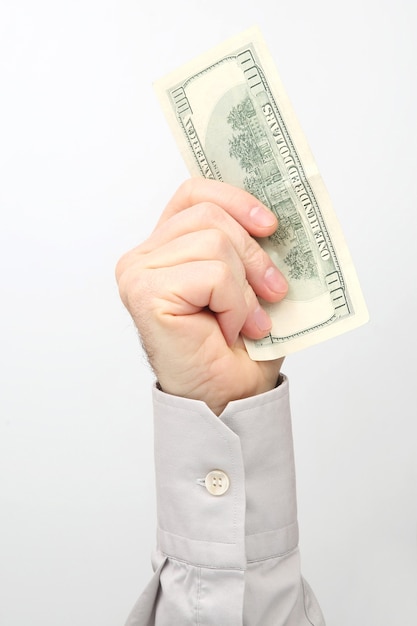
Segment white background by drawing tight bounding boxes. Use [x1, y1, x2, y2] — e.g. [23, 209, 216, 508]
[1, 1, 416, 624]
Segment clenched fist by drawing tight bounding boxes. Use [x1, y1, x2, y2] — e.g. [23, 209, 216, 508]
[116, 179, 288, 415]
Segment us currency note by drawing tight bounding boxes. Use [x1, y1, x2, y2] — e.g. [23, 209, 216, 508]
[154, 26, 369, 360]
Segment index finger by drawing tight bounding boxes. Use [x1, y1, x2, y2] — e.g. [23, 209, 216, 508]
[157, 178, 278, 237]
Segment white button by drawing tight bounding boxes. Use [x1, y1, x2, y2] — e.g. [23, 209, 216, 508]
[204, 470, 230, 496]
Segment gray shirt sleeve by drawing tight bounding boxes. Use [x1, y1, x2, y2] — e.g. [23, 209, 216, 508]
[124, 376, 325, 626]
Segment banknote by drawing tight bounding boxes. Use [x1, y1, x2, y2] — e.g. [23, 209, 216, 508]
[154, 26, 369, 360]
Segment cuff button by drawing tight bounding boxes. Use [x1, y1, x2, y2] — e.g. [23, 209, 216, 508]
[204, 470, 230, 496]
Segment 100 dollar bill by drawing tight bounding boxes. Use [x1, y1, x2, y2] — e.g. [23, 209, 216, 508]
[154, 26, 369, 360]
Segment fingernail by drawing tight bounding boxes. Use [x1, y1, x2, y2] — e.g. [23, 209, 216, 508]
[249, 206, 277, 228]
[253, 305, 272, 332]
[264, 266, 288, 294]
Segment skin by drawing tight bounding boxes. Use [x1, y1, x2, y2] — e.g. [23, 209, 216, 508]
[115, 178, 288, 416]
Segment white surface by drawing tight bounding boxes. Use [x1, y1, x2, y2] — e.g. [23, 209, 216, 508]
[1, 1, 416, 624]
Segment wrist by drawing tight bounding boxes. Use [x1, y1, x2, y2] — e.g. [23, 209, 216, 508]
[156, 358, 284, 416]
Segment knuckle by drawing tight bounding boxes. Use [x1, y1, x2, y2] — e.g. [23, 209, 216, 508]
[114, 252, 130, 284]
[204, 228, 231, 257]
[115, 242, 149, 285]
[193, 201, 226, 226]
[213, 257, 245, 288]
[211, 259, 232, 282]
[118, 268, 153, 319]
[243, 236, 268, 271]
[115, 254, 145, 305]
[177, 177, 200, 204]
[115, 268, 133, 305]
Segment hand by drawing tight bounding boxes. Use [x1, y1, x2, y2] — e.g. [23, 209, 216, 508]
[115, 178, 288, 415]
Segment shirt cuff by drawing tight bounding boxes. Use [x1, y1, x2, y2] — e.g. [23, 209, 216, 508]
[152, 375, 299, 570]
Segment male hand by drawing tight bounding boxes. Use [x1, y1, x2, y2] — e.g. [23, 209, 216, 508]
[116, 178, 288, 415]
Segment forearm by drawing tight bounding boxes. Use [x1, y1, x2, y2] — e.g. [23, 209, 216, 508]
[125, 378, 325, 626]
